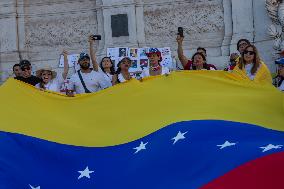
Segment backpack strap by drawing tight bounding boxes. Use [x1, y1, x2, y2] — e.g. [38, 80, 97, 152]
[77, 70, 91, 93]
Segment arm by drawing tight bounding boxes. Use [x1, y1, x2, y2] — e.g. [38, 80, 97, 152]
[89, 35, 99, 72]
[176, 35, 189, 68]
[112, 74, 118, 85]
[62, 50, 69, 80]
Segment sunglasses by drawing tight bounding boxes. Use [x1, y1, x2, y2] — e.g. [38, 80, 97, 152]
[244, 50, 255, 55]
[21, 67, 31, 71]
[239, 42, 248, 47]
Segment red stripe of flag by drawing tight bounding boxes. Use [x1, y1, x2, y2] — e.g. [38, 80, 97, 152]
[201, 152, 284, 189]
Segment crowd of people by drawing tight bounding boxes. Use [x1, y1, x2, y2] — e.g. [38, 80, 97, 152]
[11, 34, 284, 95]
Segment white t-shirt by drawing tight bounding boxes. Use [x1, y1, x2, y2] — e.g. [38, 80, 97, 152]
[117, 73, 134, 83]
[67, 70, 111, 94]
[102, 72, 113, 85]
[278, 81, 284, 91]
[245, 63, 256, 80]
[35, 74, 64, 93]
[98, 68, 113, 86]
[141, 67, 170, 78]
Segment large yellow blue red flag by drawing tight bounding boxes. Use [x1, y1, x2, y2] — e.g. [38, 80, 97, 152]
[0, 71, 283, 189]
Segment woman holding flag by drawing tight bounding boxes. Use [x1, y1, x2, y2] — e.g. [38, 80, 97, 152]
[233, 45, 272, 84]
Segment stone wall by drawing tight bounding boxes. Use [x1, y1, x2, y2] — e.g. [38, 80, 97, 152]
[0, 0, 277, 80]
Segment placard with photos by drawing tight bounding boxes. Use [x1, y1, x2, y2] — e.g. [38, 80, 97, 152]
[107, 47, 173, 73]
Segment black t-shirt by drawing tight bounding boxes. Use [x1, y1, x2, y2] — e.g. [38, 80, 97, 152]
[15, 75, 41, 86]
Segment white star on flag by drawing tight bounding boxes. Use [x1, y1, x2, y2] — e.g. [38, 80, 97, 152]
[133, 141, 148, 154]
[78, 166, 94, 180]
[172, 131, 188, 145]
[217, 141, 237, 149]
[29, 185, 40, 189]
[260, 144, 283, 152]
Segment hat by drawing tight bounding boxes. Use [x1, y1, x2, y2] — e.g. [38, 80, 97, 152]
[36, 66, 57, 79]
[78, 52, 90, 62]
[275, 58, 284, 65]
[19, 60, 31, 68]
[146, 48, 162, 57]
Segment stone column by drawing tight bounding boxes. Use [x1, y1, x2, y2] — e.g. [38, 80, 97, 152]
[96, 0, 106, 56]
[230, 0, 254, 52]
[17, 0, 27, 58]
[221, 0, 233, 56]
[135, 0, 146, 47]
[0, 0, 20, 80]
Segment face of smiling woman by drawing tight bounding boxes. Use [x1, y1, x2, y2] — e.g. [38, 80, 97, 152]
[41, 70, 53, 84]
[243, 46, 255, 64]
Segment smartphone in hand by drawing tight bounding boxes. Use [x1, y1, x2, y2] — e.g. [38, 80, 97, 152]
[92, 35, 102, 40]
[178, 27, 184, 38]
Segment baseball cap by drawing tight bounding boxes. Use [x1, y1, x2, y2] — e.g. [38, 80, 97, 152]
[275, 58, 284, 65]
[19, 60, 31, 68]
[78, 52, 90, 62]
[146, 48, 162, 57]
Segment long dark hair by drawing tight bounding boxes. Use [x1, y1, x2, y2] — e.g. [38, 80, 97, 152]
[191, 52, 207, 70]
[116, 57, 131, 74]
[239, 45, 260, 75]
[100, 57, 115, 75]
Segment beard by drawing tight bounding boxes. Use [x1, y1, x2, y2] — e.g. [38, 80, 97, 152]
[80, 63, 90, 70]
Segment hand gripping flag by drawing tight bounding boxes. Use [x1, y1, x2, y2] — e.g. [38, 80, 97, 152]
[0, 71, 283, 189]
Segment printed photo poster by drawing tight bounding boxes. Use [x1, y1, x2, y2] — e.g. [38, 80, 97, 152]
[107, 48, 119, 60]
[118, 47, 128, 57]
[59, 54, 79, 68]
[159, 47, 173, 69]
[129, 48, 138, 58]
[140, 59, 149, 70]
[138, 48, 148, 58]
[106, 47, 173, 72]
[129, 59, 139, 73]
[107, 48, 121, 70]
[128, 48, 139, 72]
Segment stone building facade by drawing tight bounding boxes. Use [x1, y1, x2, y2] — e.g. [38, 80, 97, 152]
[0, 0, 277, 80]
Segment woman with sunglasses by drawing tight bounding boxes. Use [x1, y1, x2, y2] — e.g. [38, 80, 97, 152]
[112, 57, 133, 84]
[35, 50, 69, 92]
[233, 45, 272, 84]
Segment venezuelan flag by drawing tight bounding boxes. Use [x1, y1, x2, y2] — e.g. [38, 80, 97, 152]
[0, 71, 283, 189]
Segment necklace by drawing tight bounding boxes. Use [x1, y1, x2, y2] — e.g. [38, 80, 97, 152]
[150, 65, 161, 71]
